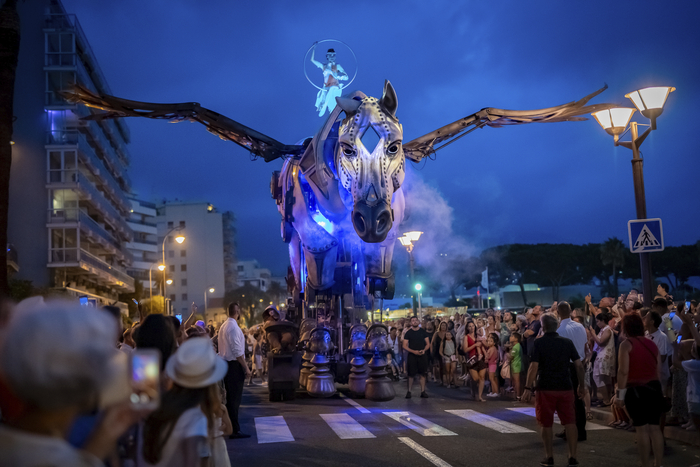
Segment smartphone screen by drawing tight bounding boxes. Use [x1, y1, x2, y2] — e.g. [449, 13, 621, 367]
[677, 334, 683, 344]
[79, 296, 88, 306]
[175, 313, 183, 323]
[130, 350, 160, 409]
[687, 301, 692, 311]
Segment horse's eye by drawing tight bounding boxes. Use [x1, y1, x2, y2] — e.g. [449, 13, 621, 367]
[342, 146, 356, 157]
[387, 142, 400, 155]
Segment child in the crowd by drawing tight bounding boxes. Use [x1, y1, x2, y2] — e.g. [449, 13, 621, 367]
[485, 332, 500, 397]
[440, 330, 458, 388]
[249, 333, 265, 385]
[508, 332, 523, 399]
[211, 383, 233, 467]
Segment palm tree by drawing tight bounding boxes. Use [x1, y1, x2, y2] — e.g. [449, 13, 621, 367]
[601, 237, 626, 298]
[0, 0, 21, 297]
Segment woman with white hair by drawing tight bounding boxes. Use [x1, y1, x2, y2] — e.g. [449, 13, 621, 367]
[0, 301, 145, 467]
[139, 336, 228, 467]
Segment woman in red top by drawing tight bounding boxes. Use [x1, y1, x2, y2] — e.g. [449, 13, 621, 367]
[463, 321, 487, 402]
[615, 313, 664, 467]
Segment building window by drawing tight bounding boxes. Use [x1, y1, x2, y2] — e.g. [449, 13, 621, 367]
[237, 265, 244, 271]
[262, 280, 266, 287]
[169, 265, 175, 272]
[47, 150, 77, 183]
[170, 294, 176, 301]
[45, 70, 75, 105]
[179, 221, 186, 228]
[182, 293, 188, 301]
[49, 227, 78, 263]
[180, 250, 186, 257]
[181, 264, 187, 272]
[181, 279, 187, 286]
[45, 32, 75, 66]
[167, 221, 174, 229]
[167, 236, 173, 244]
[168, 250, 174, 258]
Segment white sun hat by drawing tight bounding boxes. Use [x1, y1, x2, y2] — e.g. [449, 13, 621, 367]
[165, 337, 227, 388]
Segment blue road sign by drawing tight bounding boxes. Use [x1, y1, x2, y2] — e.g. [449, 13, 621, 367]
[628, 218, 664, 253]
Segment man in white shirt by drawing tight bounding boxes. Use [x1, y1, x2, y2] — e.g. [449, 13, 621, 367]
[218, 302, 251, 439]
[555, 301, 588, 441]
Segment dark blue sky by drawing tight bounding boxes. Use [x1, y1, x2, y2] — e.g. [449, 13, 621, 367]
[62, 0, 700, 274]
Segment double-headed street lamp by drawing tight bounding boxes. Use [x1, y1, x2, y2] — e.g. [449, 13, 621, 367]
[148, 262, 166, 306]
[592, 86, 675, 307]
[398, 231, 423, 316]
[161, 226, 186, 315]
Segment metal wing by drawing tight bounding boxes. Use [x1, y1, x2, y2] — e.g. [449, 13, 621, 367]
[402, 85, 616, 162]
[63, 85, 305, 163]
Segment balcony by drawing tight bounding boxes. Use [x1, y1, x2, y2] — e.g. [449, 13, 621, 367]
[47, 208, 133, 264]
[46, 130, 130, 212]
[48, 248, 135, 292]
[46, 170, 133, 241]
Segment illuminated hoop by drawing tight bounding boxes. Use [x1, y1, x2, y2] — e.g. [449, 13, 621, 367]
[304, 39, 358, 91]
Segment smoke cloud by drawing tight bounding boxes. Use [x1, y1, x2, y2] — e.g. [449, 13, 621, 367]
[399, 169, 479, 291]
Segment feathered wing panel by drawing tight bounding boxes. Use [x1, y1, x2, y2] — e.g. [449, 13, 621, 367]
[402, 85, 616, 162]
[62, 85, 304, 163]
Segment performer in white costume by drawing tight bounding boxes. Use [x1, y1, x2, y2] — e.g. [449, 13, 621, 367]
[310, 43, 348, 117]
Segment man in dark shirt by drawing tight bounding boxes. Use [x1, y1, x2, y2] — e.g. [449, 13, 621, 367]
[402, 316, 430, 399]
[523, 313, 585, 467]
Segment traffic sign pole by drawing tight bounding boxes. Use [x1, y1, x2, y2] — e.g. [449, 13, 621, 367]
[628, 122, 654, 307]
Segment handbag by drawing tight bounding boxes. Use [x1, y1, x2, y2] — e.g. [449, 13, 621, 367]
[501, 362, 511, 379]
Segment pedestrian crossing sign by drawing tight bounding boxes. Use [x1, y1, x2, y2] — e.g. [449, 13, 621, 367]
[627, 218, 664, 253]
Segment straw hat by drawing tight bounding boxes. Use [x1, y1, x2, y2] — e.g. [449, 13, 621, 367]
[165, 337, 227, 388]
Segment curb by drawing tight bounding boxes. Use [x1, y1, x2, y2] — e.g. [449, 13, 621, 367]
[589, 407, 700, 447]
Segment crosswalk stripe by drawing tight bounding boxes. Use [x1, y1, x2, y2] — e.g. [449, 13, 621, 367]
[254, 416, 295, 444]
[383, 411, 457, 436]
[446, 409, 535, 433]
[507, 407, 612, 430]
[339, 393, 371, 414]
[398, 437, 453, 467]
[320, 413, 376, 439]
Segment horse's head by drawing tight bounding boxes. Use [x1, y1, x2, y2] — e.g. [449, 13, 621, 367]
[335, 81, 405, 243]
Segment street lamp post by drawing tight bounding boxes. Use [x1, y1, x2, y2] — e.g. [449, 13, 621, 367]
[204, 287, 215, 318]
[160, 226, 185, 315]
[398, 231, 423, 316]
[592, 86, 675, 308]
[149, 262, 166, 308]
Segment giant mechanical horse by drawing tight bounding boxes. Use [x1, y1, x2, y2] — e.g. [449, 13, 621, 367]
[66, 81, 614, 399]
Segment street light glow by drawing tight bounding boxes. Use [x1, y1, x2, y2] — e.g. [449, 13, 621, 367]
[404, 231, 423, 242]
[157, 264, 166, 271]
[209, 287, 215, 293]
[398, 236, 412, 247]
[415, 283, 422, 291]
[626, 86, 675, 114]
[166, 279, 173, 285]
[592, 108, 635, 136]
[175, 235, 185, 244]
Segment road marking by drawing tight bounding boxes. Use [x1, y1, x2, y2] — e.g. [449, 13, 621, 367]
[254, 416, 295, 444]
[507, 407, 612, 430]
[320, 413, 376, 439]
[446, 409, 535, 433]
[383, 411, 457, 436]
[339, 393, 371, 413]
[398, 437, 453, 467]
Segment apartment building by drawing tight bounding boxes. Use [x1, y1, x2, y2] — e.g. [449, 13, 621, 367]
[126, 198, 159, 291]
[8, 0, 135, 306]
[157, 202, 236, 323]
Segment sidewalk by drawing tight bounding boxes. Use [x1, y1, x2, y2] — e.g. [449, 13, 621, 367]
[588, 406, 700, 447]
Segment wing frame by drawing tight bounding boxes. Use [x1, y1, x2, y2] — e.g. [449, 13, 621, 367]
[63, 85, 305, 163]
[402, 85, 617, 162]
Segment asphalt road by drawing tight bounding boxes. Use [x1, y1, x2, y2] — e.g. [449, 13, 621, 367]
[226, 380, 699, 467]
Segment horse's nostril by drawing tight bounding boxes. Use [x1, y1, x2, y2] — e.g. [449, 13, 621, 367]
[376, 211, 392, 234]
[353, 212, 366, 234]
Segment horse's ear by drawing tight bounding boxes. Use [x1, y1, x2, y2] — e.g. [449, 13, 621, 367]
[336, 97, 361, 115]
[379, 80, 398, 117]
